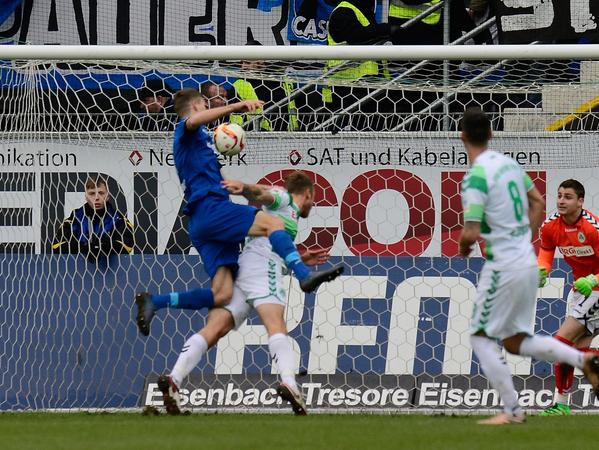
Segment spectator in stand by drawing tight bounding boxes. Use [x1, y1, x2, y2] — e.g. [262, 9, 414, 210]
[468, 0, 497, 44]
[52, 176, 134, 259]
[229, 39, 304, 132]
[200, 81, 230, 127]
[124, 78, 175, 131]
[325, 0, 401, 131]
[389, 0, 487, 45]
[201, 81, 229, 110]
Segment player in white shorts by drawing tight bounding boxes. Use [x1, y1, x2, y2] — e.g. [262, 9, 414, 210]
[458, 108, 599, 425]
[156, 171, 332, 415]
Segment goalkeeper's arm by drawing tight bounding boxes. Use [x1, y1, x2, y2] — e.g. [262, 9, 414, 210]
[537, 247, 556, 288]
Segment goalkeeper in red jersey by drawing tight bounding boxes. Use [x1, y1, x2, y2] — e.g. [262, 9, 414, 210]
[538, 179, 599, 416]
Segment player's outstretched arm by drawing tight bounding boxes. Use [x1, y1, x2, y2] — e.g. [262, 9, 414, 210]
[527, 186, 546, 239]
[222, 179, 275, 206]
[185, 100, 264, 131]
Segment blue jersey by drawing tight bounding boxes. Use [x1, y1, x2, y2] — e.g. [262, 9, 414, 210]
[172, 120, 228, 208]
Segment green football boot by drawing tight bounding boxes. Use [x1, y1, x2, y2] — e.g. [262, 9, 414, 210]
[538, 403, 571, 416]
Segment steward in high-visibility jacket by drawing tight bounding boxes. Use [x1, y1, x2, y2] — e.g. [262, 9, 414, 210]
[388, 0, 482, 45]
[326, 0, 393, 81]
[229, 77, 300, 132]
[389, 0, 441, 25]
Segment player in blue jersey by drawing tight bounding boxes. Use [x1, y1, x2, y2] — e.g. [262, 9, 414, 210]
[135, 88, 343, 336]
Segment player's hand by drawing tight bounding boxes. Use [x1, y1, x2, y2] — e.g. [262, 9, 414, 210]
[301, 248, 330, 266]
[221, 179, 244, 194]
[538, 267, 548, 288]
[574, 274, 599, 297]
[236, 100, 264, 113]
[459, 242, 472, 257]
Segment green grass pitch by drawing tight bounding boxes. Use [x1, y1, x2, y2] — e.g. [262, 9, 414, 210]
[1, 413, 594, 450]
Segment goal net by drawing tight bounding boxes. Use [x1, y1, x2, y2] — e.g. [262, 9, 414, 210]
[2, 46, 599, 413]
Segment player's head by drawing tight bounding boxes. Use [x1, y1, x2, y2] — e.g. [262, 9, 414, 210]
[460, 108, 492, 148]
[173, 88, 205, 118]
[200, 82, 228, 109]
[85, 176, 109, 210]
[284, 171, 314, 218]
[557, 179, 584, 216]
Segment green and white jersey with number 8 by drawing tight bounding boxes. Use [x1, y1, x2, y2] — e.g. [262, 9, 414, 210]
[461, 150, 536, 269]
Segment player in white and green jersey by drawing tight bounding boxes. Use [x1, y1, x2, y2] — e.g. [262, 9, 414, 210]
[459, 108, 599, 425]
[156, 171, 332, 416]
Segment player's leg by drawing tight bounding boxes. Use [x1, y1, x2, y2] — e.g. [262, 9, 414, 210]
[144, 196, 255, 323]
[248, 210, 343, 293]
[159, 287, 251, 415]
[157, 308, 233, 415]
[470, 333, 524, 425]
[255, 302, 307, 415]
[192, 196, 343, 293]
[540, 314, 589, 416]
[471, 266, 533, 425]
[135, 242, 237, 336]
[540, 289, 599, 415]
[500, 275, 599, 405]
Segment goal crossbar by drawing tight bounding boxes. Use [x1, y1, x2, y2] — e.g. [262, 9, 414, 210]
[3, 44, 599, 61]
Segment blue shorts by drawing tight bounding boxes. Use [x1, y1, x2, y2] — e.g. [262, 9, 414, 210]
[188, 195, 258, 279]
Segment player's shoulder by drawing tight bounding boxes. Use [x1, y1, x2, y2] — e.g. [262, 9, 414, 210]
[540, 212, 560, 231]
[267, 187, 292, 210]
[473, 149, 516, 177]
[580, 210, 599, 233]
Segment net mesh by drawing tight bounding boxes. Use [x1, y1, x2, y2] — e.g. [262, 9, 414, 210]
[2, 55, 599, 412]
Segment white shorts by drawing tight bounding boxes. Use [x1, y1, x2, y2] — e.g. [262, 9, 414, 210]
[224, 249, 288, 329]
[566, 289, 599, 334]
[471, 264, 538, 340]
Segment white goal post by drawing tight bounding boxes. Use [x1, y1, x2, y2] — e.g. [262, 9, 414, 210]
[1, 44, 599, 413]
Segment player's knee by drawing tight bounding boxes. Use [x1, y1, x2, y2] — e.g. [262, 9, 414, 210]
[503, 336, 525, 354]
[199, 328, 220, 347]
[504, 342, 518, 354]
[216, 320, 235, 339]
[212, 285, 233, 306]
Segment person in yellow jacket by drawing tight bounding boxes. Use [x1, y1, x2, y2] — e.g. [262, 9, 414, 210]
[229, 40, 301, 132]
[389, 0, 481, 45]
[325, 0, 398, 130]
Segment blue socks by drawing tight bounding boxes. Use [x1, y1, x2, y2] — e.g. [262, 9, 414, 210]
[151, 288, 215, 311]
[268, 230, 311, 281]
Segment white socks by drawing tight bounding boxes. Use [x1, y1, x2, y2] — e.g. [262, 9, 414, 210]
[268, 333, 298, 392]
[519, 335, 584, 369]
[554, 391, 570, 405]
[169, 332, 298, 392]
[470, 335, 521, 416]
[170, 333, 208, 387]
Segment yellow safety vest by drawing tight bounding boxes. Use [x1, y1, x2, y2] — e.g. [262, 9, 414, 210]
[327, 1, 379, 80]
[230, 79, 271, 131]
[230, 79, 299, 131]
[389, 0, 441, 25]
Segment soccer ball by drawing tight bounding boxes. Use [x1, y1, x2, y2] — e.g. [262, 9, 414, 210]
[214, 123, 246, 156]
